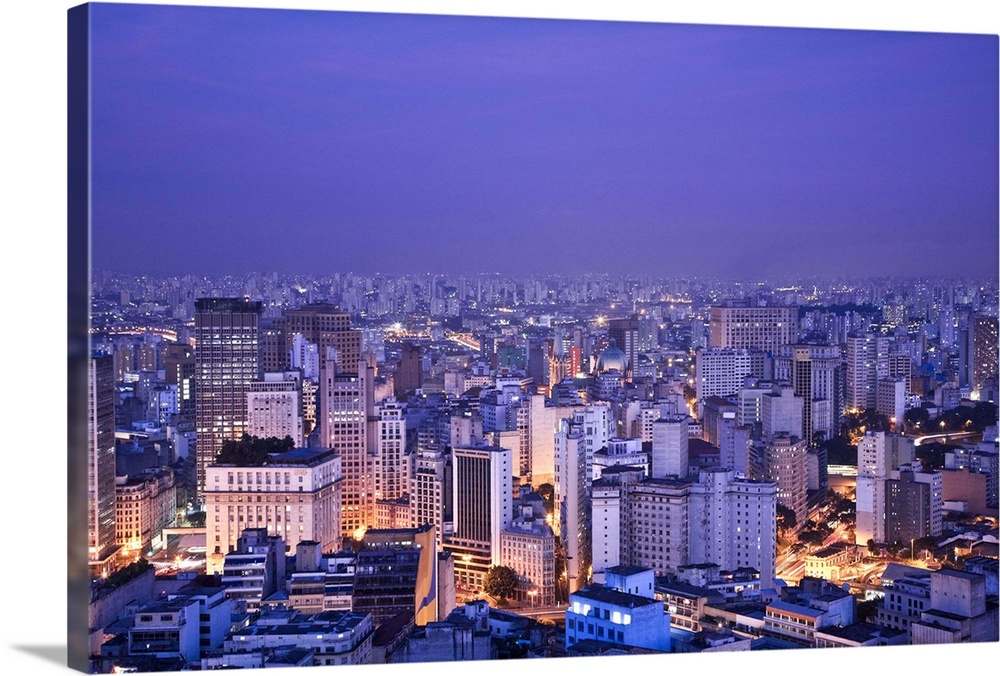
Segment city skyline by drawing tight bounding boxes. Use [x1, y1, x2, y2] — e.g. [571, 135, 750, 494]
[89, 4, 998, 279]
[57, 2, 1000, 675]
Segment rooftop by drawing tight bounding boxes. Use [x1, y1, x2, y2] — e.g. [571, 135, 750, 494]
[571, 585, 662, 609]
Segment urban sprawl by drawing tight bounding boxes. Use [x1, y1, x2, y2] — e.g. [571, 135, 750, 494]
[85, 271, 999, 672]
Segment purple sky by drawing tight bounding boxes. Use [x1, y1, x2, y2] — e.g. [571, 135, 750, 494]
[88, 4, 999, 279]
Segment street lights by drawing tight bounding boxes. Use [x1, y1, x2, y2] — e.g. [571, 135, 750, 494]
[528, 589, 537, 610]
[911, 538, 915, 560]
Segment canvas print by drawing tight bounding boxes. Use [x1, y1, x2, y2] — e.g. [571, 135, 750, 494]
[68, 2, 1000, 673]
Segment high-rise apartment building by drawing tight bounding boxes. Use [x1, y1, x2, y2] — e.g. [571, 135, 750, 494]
[764, 434, 809, 527]
[845, 333, 890, 412]
[773, 344, 841, 444]
[709, 300, 797, 353]
[970, 315, 998, 398]
[194, 298, 263, 501]
[89, 353, 120, 575]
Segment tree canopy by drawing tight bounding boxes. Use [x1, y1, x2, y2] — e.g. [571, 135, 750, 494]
[483, 565, 520, 603]
[216, 434, 296, 466]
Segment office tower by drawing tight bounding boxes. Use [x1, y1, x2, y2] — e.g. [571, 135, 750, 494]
[446, 444, 513, 591]
[320, 357, 376, 540]
[194, 298, 263, 501]
[970, 314, 999, 397]
[738, 378, 774, 428]
[760, 383, 804, 443]
[220, 528, 286, 613]
[877, 377, 908, 431]
[352, 526, 438, 628]
[247, 371, 304, 447]
[89, 353, 120, 575]
[394, 342, 423, 394]
[695, 348, 758, 413]
[846, 332, 890, 412]
[709, 300, 798, 353]
[608, 317, 640, 381]
[651, 414, 690, 479]
[260, 317, 287, 374]
[773, 344, 841, 444]
[764, 434, 809, 526]
[374, 398, 408, 505]
[204, 448, 342, 574]
[688, 468, 778, 585]
[554, 423, 590, 593]
[162, 342, 195, 419]
[283, 304, 362, 376]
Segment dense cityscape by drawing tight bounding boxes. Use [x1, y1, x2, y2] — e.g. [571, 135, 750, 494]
[83, 269, 999, 672]
[67, 4, 1000, 673]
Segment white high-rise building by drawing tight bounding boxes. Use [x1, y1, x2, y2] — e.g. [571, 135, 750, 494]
[846, 333, 890, 412]
[527, 394, 581, 486]
[409, 443, 448, 548]
[856, 431, 889, 546]
[877, 377, 908, 432]
[760, 383, 804, 443]
[651, 414, 690, 479]
[709, 301, 797, 353]
[374, 398, 408, 505]
[695, 348, 755, 414]
[554, 422, 590, 593]
[571, 403, 614, 488]
[688, 468, 778, 585]
[247, 371, 304, 447]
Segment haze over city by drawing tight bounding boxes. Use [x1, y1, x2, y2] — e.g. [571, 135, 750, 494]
[88, 4, 998, 279]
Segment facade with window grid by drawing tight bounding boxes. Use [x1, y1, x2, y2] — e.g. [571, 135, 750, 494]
[204, 448, 341, 574]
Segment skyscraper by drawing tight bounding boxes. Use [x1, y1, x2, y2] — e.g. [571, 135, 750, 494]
[446, 444, 513, 591]
[845, 333, 890, 412]
[282, 304, 362, 376]
[320, 356, 376, 540]
[970, 314, 998, 398]
[89, 353, 119, 575]
[194, 298, 263, 501]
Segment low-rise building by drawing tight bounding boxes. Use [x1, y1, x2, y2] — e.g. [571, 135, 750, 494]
[565, 584, 670, 652]
[223, 610, 374, 667]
